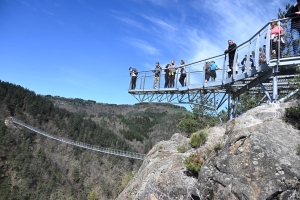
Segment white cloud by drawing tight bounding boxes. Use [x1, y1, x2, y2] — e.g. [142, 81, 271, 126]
[125, 38, 160, 55]
[140, 14, 176, 31]
[114, 16, 144, 29]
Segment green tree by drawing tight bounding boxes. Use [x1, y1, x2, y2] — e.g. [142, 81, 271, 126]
[236, 93, 265, 116]
[178, 101, 219, 135]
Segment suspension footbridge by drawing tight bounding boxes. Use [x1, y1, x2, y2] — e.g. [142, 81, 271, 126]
[128, 18, 300, 119]
[10, 118, 146, 160]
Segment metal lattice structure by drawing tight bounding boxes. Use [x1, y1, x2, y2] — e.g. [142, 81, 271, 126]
[128, 18, 300, 119]
[11, 118, 146, 160]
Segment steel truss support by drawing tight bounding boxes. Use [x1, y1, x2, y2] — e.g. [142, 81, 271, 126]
[273, 64, 279, 101]
[130, 90, 227, 121]
[259, 83, 272, 102]
[279, 89, 299, 103]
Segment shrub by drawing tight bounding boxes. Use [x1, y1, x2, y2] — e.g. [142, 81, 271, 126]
[213, 142, 223, 154]
[158, 144, 163, 150]
[177, 145, 187, 153]
[189, 130, 208, 148]
[286, 106, 300, 119]
[184, 153, 204, 174]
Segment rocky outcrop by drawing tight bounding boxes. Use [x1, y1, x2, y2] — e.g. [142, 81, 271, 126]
[117, 124, 226, 200]
[118, 101, 300, 200]
[199, 102, 300, 199]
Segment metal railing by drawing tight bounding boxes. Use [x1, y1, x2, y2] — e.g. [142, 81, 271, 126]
[128, 18, 299, 92]
[12, 118, 146, 160]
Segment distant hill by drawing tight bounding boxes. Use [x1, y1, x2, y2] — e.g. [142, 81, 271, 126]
[44, 95, 189, 153]
[0, 80, 189, 199]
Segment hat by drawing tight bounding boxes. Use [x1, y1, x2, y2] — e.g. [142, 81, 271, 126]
[129, 67, 132, 70]
[156, 62, 159, 64]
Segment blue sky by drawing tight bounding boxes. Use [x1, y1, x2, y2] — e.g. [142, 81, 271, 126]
[0, 0, 290, 105]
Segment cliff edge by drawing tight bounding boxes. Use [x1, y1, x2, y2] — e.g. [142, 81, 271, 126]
[118, 101, 300, 200]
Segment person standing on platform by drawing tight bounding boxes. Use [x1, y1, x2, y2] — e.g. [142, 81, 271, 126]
[179, 60, 186, 87]
[152, 62, 162, 89]
[164, 64, 170, 88]
[205, 61, 211, 82]
[129, 67, 138, 90]
[209, 61, 220, 81]
[241, 55, 254, 72]
[169, 59, 177, 88]
[224, 39, 237, 78]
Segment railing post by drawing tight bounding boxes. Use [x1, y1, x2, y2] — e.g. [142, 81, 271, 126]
[233, 49, 238, 80]
[188, 66, 190, 87]
[143, 73, 146, 90]
[255, 34, 260, 69]
[266, 23, 271, 62]
[245, 43, 251, 73]
[278, 21, 281, 60]
[222, 54, 226, 83]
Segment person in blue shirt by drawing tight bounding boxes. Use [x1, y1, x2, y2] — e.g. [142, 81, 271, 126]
[209, 61, 220, 81]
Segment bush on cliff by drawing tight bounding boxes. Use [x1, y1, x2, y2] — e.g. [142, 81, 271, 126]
[189, 130, 208, 148]
[184, 153, 204, 176]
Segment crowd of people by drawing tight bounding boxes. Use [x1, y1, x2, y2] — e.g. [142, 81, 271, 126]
[129, 59, 187, 90]
[129, 0, 300, 90]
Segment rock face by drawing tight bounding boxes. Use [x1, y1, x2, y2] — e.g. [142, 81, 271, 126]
[117, 133, 200, 200]
[118, 102, 300, 200]
[199, 102, 300, 199]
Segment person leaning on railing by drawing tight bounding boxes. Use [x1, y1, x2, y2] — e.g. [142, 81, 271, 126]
[241, 55, 254, 73]
[164, 64, 170, 88]
[209, 60, 220, 81]
[265, 19, 285, 58]
[168, 59, 177, 88]
[285, 0, 300, 56]
[224, 39, 237, 78]
[178, 60, 186, 87]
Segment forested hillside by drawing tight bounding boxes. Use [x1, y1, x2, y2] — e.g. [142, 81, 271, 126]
[45, 95, 188, 153]
[0, 80, 187, 199]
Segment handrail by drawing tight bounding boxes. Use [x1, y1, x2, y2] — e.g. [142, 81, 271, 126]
[128, 17, 299, 92]
[136, 17, 298, 74]
[11, 118, 146, 160]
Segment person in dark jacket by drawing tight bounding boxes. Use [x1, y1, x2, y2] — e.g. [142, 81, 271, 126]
[129, 67, 138, 90]
[179, 60, 186, 87]
[285, 0, 300, 56]
[164, 64, 170, 88]
[224, 39, 237, 78]
[241, 55, 254, 72]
